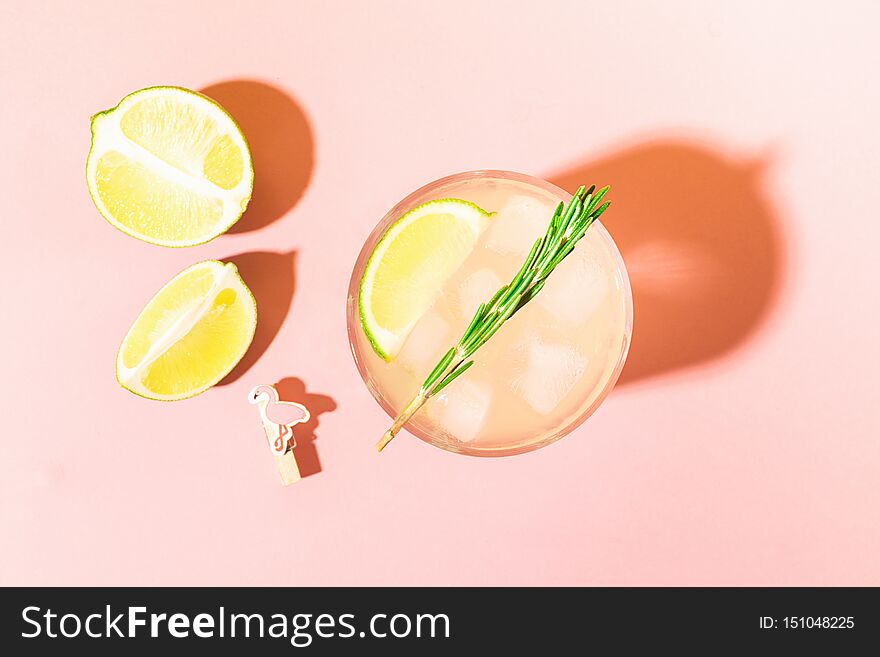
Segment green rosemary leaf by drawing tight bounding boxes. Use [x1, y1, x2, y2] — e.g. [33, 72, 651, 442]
[423, 347, 456, 389]
[462, 317, 496, 355]
[591, 200, 611, 220]
[547, 241, 577, 272]
[558, 187, 584, 233]
[505, 252, 532, 294]
[485, 284, 509, 312]
[549, 201, 565, 234]
[431, 360, 475, 395]
[585, 186, 610, 214]
[515, 278, 546, 312]
[507, 268, 535, 301]
[461, 303, 486, 343]
[521, 238, 543, 275]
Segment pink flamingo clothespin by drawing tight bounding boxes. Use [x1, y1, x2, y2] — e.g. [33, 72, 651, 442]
[248, 384, 311, 485]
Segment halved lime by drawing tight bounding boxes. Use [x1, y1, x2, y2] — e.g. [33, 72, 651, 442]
[117, 260, 257, 400]
[86, 86, 254, 247]
[359, 198, 490, 360]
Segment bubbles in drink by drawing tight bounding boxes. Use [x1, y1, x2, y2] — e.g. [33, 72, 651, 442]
[429, 379, 492, 443]
[511, 338, 587, 414]
[448, 268, 503, 320]
[485, 194, 558, 257]
[535, 238, 609, 325]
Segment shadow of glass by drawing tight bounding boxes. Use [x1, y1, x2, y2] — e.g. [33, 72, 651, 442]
[549, 138, 785, 385]
[274, 377, 337, 479]
[200, 79, 313, 233]
[218, 250, 297, 385]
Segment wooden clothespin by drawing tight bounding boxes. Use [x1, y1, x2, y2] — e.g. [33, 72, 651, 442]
[248, 384, 311, 485]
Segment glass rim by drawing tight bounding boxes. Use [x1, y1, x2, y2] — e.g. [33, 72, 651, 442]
[346, 169, 634, 457]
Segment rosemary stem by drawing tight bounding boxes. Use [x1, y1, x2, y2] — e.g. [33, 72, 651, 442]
[376, 389, 429, 452]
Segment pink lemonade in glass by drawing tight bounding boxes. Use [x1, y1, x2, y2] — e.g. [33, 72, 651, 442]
[347, 171, 632, 456]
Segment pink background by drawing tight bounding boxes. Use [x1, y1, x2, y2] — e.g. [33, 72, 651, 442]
[2, 1, 879, 586]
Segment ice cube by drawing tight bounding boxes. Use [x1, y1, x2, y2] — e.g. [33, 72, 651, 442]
[448, 268, 503, 320]
[485, 194, 558, 257]
[396, 310, 450, 376]
[535, 242, 609, 325]
[430, 379, 492, 443]
[512, 339, 587, 414]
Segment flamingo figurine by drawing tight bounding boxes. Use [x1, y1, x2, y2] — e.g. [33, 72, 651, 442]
[248, 384, 311, 485]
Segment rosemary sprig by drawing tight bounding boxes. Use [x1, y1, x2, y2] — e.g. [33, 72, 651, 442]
[376, 184, 611, 452]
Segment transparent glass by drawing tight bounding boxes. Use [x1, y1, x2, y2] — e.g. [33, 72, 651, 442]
[347, 171, 633, 456]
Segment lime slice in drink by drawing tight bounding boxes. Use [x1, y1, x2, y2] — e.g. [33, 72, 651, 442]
[116, 260, 257, 400]
[359, 198, 490, 360]
[86, 86, 254, 247]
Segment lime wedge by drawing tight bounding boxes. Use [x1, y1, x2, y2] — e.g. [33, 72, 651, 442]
[86, 86, 254, 247]
[359, 198, 490, 360]
[117, 260, 257, 400]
